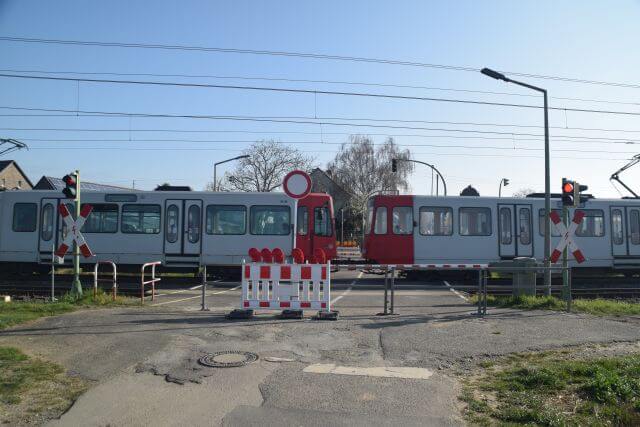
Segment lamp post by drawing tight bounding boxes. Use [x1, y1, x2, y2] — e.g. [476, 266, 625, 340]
[498, 178, 510, 197]
[481, 67, 551, 293]
[392, 158, 447, 196]
[213, 155, 249, 191]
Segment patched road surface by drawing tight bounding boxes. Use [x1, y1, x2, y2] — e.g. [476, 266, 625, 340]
[1, 271, 639, 426]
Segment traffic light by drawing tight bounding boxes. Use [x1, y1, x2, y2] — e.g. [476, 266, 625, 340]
[574, 182, 588, 206]
[391, 159, 397, 172]
[562, 178, 575, 206]
[62, 173, 77, 199]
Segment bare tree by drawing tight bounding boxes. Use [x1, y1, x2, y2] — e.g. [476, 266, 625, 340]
[209, 140, 316, 192]
[512, 187, 536, 198]
[327, 135, 413, 211]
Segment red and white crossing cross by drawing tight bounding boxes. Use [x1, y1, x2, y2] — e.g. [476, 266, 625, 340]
[55, 204, 94, 258]
[549, 210, 586, 264]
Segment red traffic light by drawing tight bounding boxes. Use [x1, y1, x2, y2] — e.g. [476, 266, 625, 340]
[563, 182, 574, 193]
[63, 174, 76, 186]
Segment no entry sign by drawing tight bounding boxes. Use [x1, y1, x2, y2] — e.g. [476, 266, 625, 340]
[549, 210, 586, 264]
[282, 170, 312, 199]
[55, 204, 94, 258]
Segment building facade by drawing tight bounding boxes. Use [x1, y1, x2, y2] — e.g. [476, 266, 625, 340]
[0, 160, 33, 191]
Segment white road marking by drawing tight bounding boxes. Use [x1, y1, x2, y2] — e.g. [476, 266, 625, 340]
[443, 280, 468, 301]
[151, 285, 240, 306]
[331, 271, 362, 305]
[304, 364, 433, 380]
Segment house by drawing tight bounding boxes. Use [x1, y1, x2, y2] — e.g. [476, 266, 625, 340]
[0, 160, 33, 191]
[33, 176, 132, 192]
[309, 168, 351, 213]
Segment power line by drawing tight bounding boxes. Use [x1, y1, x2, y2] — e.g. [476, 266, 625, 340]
[19, 137, 639, 154]
[5, 112, 640, 136]
[2, 36, 640, 89]
[4, 67, 640, 106]
[3, 73, 640, 117]
[4, 106, 640, 145]
[25, 145, 628, 160]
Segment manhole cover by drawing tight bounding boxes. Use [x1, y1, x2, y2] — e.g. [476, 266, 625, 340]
[198, 351, 259, 368]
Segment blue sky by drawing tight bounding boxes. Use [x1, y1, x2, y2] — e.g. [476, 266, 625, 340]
[1, 0, 640, 196]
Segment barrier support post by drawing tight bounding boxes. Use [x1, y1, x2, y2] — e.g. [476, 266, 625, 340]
[390, 266, 396, 314]
[483, 269, 488, 315]
[141, 262, 161, 304]
[200, 265, 209, 311]
[477, 270, 482, 316]
[567, 267, 572, 313]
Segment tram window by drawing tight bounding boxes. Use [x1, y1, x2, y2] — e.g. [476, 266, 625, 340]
[519, 208, 531, 245]
[365, 202, 374, 234]
[296, 206, 308, 236]
[41, 203, 54, 241]
[166, 205, 179, 243]
[121, 204, 161, 234]
[206, 205, 246, 235]
[392, 207, 413, 235]
[81, 204, 118, 233]
[630, 210, 640, 245]
[250, 205, 290, 235]
[374, 207, 387, 235]
[187, 205, 201, 243]
[314, 206, 332, 236]
[538, 209, 561, 237]
[575, 209, 604, 237]
[612, 209, 623, 245]
[419, 207, 452, 236]
[459, 207, 491, 236]
[12, 203, 37, 232]
[499, 207, 512, 244]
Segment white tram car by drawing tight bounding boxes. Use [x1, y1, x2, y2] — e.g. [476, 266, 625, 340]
[363, 194, 640, 272]
[0, 189, 333, 273]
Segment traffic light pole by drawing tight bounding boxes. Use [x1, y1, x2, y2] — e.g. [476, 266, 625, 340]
[71, 170, 82, 297]
[562, 206, 569, 302]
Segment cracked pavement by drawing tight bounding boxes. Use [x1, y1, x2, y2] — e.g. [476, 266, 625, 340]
[1, 271, 638, 426]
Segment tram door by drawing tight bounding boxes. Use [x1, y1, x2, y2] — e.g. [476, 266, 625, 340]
[498, 204, 533, 258]
[164, 199, 203, 256]
[610, 206, 640, 257]
[38, 198, 60, 258]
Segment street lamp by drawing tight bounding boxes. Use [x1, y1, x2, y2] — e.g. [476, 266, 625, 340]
[213, 155, 249, 191]
[481, 67, 551, 293]
[392, 158, 447, 196]
[498, 178, 510, 197]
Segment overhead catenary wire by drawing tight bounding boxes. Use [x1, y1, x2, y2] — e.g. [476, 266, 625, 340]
[3, 67, 640, 106]
[15, 137, 640, 152]
[3, 73, 640, 117]
[2, 36, 640, 89]
[5, 106, 640, 144]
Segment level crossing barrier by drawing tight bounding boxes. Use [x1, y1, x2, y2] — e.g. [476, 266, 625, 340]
[228, 247, 337, 320]
[94, 261, 117, 300]
[141, 261, 161, 303]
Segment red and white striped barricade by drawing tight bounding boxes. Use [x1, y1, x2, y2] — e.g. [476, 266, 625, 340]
[234, 260, 334, 319]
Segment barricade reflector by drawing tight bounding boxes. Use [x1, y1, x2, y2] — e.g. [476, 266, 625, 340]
[259, 301, 270, 307]
[321, 266, 327, 280]
[301, 266, 312, 280]
[280, 301, 290, 308]
[260, 265, 271, 279]
[301, 302, 311, 308]
[244, 301, 250, 307]
[281, 265, 291, 279]
[244, 265, 251, 278]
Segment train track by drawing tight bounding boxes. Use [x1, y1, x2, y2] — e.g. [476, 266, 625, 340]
[452, 276, 640, 299]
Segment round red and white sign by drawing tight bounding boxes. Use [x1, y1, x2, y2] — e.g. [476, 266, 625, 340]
[282, 170, 312, 199]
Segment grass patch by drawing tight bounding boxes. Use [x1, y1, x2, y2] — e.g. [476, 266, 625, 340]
[0, 346, 86, 424]
[462, 351, 640, 426]
[0, 289, 140, 330]
[470, 294, 640, 316]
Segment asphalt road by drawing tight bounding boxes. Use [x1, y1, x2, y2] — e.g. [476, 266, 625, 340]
[1, 271, 639, 426]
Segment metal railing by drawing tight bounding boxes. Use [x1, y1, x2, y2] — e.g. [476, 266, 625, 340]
[94, 261, 117, 300]
[141, 262, 161, 303]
